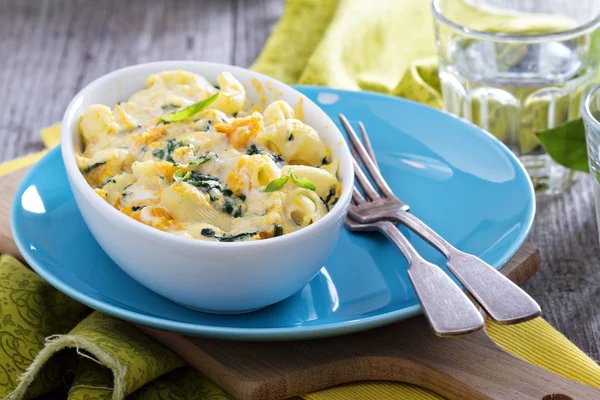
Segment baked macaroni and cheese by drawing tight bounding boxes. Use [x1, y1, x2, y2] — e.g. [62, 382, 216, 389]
[76, 70, 342, 242]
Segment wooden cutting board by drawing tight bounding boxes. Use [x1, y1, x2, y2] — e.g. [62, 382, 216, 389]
[3, 166, 599, 399]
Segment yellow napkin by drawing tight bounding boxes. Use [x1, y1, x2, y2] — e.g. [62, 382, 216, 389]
[252, 0, 578, 154]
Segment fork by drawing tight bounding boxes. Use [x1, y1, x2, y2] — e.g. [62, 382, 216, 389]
[345, 217, 485, 336]
[339, 114, 541, 326]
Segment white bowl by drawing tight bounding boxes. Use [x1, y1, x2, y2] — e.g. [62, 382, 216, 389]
[61, 61, 354, 313]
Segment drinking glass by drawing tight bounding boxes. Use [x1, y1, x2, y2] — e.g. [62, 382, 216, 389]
[433, 0, 600, 195]
[583, 84, 600, 240]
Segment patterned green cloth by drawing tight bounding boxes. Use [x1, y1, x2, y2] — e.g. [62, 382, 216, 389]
[0, 255, 229, 399]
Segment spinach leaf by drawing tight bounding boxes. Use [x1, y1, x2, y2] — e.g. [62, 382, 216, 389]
[188, 151, 218, 168]
[200, 228, 257, 242]
[320, 185, 338, 211]
[186, 172, 221, 190]
[153, 139, 189, 164]
[273, 225, 283, 237]
[81, 161, 106, 174]
[246, 144, 284, 164]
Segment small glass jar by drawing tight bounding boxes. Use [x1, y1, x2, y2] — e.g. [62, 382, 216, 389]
[582, 84, 600, 241]
[432, 0, 600, 195]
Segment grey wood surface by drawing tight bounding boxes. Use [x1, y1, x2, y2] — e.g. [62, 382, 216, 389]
[2, 0, 600, 366]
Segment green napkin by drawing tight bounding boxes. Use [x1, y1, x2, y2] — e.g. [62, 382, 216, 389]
[0, 1, 585, 399]
[1, 256, 228, 399]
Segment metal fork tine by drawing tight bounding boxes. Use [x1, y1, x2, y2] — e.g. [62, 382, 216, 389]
[353, 159, 379, 200]
[349, 137, 361, 161]
[353, 186, 366, 204]
[358, 121, 378, 168]
[339, 114, 395, 198]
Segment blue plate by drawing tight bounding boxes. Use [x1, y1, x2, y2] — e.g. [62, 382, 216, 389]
[11, 88, 535, 340]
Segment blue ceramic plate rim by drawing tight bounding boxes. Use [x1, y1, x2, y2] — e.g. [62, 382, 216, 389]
[11, 87, 535, 340]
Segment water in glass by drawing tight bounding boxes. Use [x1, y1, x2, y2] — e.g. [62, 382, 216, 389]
[434, 0, 600, 195]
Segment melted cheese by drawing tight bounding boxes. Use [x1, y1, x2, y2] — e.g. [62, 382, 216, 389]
[77, 70, 342, 242]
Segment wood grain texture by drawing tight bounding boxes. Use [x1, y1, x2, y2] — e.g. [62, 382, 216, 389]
[1, 0, 600, 365]
[0, 166, 30, 259]
[134, 244, 600, 400]
[141, 320, 600, 400]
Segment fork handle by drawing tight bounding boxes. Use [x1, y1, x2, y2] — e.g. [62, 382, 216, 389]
[379, 221, 485, 337]
[394, 212, 541, 324]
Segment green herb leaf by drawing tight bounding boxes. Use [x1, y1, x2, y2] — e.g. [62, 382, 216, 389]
[161, 92, 219, 123]
[289, 170, 316, 191]
[200, 228, 257, 242]
[173, 169, 191, 183]
[173, 169, 184, 182]
[288, 132, 294, 141]
[81, 161, 106, 174]
[274, 225, 283, 237]
[188, 151, 218, 168]
[153, 139, 189, 164]
[264, 175, 289, 192]
[152, 149, 166, 159]
[99, 177, 117, 188]
[536, 118, 589, 172]
[320, 184, 338, 211]
[246, 144, 284, 164]
[222, 198, 243, 217]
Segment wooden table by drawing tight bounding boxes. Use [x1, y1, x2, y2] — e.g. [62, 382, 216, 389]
[2, 0, 600, 366]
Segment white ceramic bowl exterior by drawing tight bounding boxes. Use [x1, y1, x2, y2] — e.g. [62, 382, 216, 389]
[61, 61, 353, 313]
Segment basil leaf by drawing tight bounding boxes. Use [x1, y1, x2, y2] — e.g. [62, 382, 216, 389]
[161, 92, 219, 123]
[173, 169, 191, 183]
[264, 175, 289, 192]
[536, 118, 589, 172]
[289, 170, 316, 191]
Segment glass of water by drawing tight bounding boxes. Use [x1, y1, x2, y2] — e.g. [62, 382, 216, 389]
[583, 84, 600, 238]
[433, 0, 600, 195]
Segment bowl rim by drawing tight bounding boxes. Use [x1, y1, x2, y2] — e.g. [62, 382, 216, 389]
[60, 61, 354, 249]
